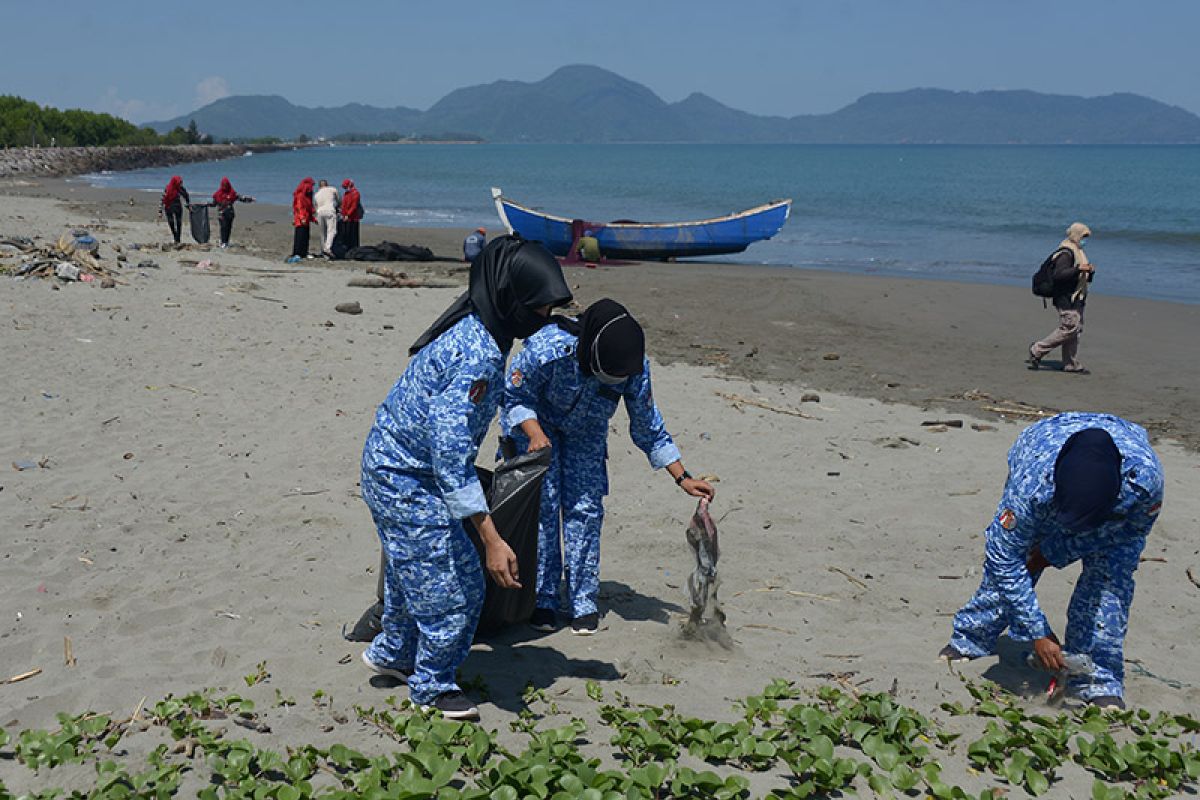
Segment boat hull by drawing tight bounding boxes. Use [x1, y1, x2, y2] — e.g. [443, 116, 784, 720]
[492, 189, 791, 261]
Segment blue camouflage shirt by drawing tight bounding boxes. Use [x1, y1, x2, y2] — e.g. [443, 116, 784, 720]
[502, 324, 681, 469]
[362, 314, 504, 520]
[984, 413, 1163, 641]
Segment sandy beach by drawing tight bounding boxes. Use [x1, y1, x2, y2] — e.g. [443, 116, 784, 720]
[2, 181, 1198, 796]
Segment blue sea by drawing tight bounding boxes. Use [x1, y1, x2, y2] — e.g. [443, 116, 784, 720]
[85, 144, 1200, 304]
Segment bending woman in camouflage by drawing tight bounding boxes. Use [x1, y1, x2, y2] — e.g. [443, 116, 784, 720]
[359, 236, 571, 720]
[941, 413, 1164, 708]
[501, 299, 715, 636]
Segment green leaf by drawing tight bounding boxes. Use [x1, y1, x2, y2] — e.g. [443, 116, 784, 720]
[1025, 767, 1050, 796]
[808, 734, 835, 761]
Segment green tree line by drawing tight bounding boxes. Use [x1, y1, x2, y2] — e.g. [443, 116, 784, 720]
[0, 96, 213, 147]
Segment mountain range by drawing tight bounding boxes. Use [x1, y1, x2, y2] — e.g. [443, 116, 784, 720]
[148, 65, 1200, 144]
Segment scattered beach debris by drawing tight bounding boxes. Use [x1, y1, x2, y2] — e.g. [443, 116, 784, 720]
[971, 423, 997, 432]
[922, 419, 963, 428]
[1187, 566, 1200, 589]
[716, 391, 820, 420]
[827, 565, 869, 590]
[6, 231, 127, 285]
[335, 301, 363, 315]
[924, 425, 950, 433]
[873, 436, 920, 449]
[801, 393, 821, 403]
[347, 266, 461, 289]
[823, 353, 840, 361]
[3, 667, 41, 685]
[64, 636, 76, 667]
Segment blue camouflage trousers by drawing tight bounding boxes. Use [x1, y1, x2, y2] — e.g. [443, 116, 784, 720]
[362, 479, 485, 705]
[951, 552, 1135, 700]
[515, 428, 608, 618]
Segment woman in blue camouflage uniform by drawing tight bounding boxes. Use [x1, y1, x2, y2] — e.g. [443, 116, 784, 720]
[940, 413, 1164, 708]
[502, 299, 715, 635]
[360, 235, 571, 720]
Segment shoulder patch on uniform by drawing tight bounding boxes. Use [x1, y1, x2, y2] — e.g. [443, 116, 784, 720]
[468, 378, 489, 404]
[510, 368, 523, 388]
[998, 509, 1018, 530]
[1149, 502, 1162, 515]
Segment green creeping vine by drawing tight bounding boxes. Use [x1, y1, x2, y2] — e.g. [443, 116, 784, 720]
[0, 679, 1197, 800]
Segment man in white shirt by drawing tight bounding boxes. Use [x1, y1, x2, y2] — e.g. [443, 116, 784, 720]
[313, 179, 340, 257]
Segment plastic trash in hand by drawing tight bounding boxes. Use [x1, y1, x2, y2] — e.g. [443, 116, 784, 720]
[1026, 650, 1097, 676]
[685, 498, 726, 630]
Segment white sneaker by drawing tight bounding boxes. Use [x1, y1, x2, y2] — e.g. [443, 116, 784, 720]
[361, 650, 410, 683]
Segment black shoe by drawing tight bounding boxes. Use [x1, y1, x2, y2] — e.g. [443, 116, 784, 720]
[422, 691, 479, 720]
[1088, 695, 1125, 710]
[529, 608, 558, 632]
[1026, 344, 1042, 370]
[938, 644, 974, 664]
[571, 612, 600, 636]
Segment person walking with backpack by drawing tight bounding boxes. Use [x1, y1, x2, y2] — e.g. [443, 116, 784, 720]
[1028, 223, 1094, 374]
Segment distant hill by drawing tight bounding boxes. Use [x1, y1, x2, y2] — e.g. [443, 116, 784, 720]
[149, 95, 423, 140]
[148, 66, 1200, 144]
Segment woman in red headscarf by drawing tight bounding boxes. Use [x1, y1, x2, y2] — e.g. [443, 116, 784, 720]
[339, 179, 363, 250]
[159, 176, 190, 243]
[290, 177, 316, 260]
[212, 177, 254, 248]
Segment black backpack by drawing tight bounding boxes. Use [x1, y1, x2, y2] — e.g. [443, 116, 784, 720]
[1032, 247, 1074, 298]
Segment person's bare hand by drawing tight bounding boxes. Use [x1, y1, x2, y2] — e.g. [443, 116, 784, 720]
[680, 478, 715, 500]
[1033, 634, 1065, 671]
[485, 539, 521, 589]
[528, 431, 552, 451]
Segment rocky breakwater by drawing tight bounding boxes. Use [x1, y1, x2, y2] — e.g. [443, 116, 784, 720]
[0, 143, 291, 179]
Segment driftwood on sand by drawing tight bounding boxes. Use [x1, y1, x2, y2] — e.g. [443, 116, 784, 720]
[347, 266, 461, 289]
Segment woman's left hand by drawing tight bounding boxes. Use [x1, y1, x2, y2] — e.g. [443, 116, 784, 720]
[680, 478, 715, 500]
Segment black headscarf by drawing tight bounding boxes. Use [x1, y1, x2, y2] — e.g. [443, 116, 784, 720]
[554, 298, 645, 378]
[1054, 428, 1123, 531]
[409, 235, 572, 355]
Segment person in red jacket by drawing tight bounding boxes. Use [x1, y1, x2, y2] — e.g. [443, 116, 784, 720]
[290, 177, 316, 260]
[159, 176, 190, 244]
[212, 177, 253, 248]
[340, 179, 363, 250]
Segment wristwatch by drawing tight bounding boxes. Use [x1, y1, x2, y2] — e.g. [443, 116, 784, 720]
[674, 469, 693, 486]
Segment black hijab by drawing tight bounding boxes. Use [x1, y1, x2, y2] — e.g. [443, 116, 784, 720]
[1054, 428, 1123, 531]
[554, 298, 645, 378]
[410, 235, 572, 355]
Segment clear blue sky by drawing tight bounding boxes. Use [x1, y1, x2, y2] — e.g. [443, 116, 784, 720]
[3, 0, 1198, 123]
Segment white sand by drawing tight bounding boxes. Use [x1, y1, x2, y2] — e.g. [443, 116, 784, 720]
[2, 193, 1198, 795]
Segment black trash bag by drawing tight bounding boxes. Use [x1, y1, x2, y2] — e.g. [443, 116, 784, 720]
[189, 205, 210, 244]
[343, 445, 550, 642]
[344, 241, 435, 262]
[469, 445, 550, 634]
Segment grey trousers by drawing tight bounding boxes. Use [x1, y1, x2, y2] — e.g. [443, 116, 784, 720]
[1032, 308, 1084, 370]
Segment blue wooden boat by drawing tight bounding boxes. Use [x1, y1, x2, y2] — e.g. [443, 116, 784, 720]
[491, 188, 791, 261]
